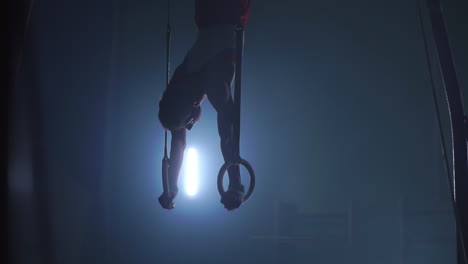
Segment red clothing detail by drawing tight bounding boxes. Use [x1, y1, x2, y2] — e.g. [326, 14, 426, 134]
[195, 0, 251, 28]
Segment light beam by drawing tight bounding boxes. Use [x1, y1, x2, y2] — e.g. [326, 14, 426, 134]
[184, 147, 199, 197]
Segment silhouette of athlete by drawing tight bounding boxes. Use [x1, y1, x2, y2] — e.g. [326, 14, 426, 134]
[158, 0, 251, 210]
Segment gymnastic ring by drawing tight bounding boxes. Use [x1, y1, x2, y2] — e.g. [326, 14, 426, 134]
[217, 158, 255, 202]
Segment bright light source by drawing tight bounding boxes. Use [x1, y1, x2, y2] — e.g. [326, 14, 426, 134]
[184, 148, 199, 197]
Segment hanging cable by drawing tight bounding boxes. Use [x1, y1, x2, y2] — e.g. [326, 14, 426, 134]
[233, 25, 244, 161]
[14, 0, 36, 87]
[164, 0, 171, 160]
[418, 1, 467, 263]
[161, 0, 171, 197]
[419, 0, 452, 201]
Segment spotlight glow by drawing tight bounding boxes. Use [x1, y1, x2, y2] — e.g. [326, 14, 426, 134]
[184, 148, 199, 197]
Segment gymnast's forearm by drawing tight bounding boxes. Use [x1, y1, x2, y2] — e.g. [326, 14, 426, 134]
[168, 128, 187, 192]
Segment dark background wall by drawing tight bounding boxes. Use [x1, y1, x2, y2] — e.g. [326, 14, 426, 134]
[8, 0, 468, 263]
